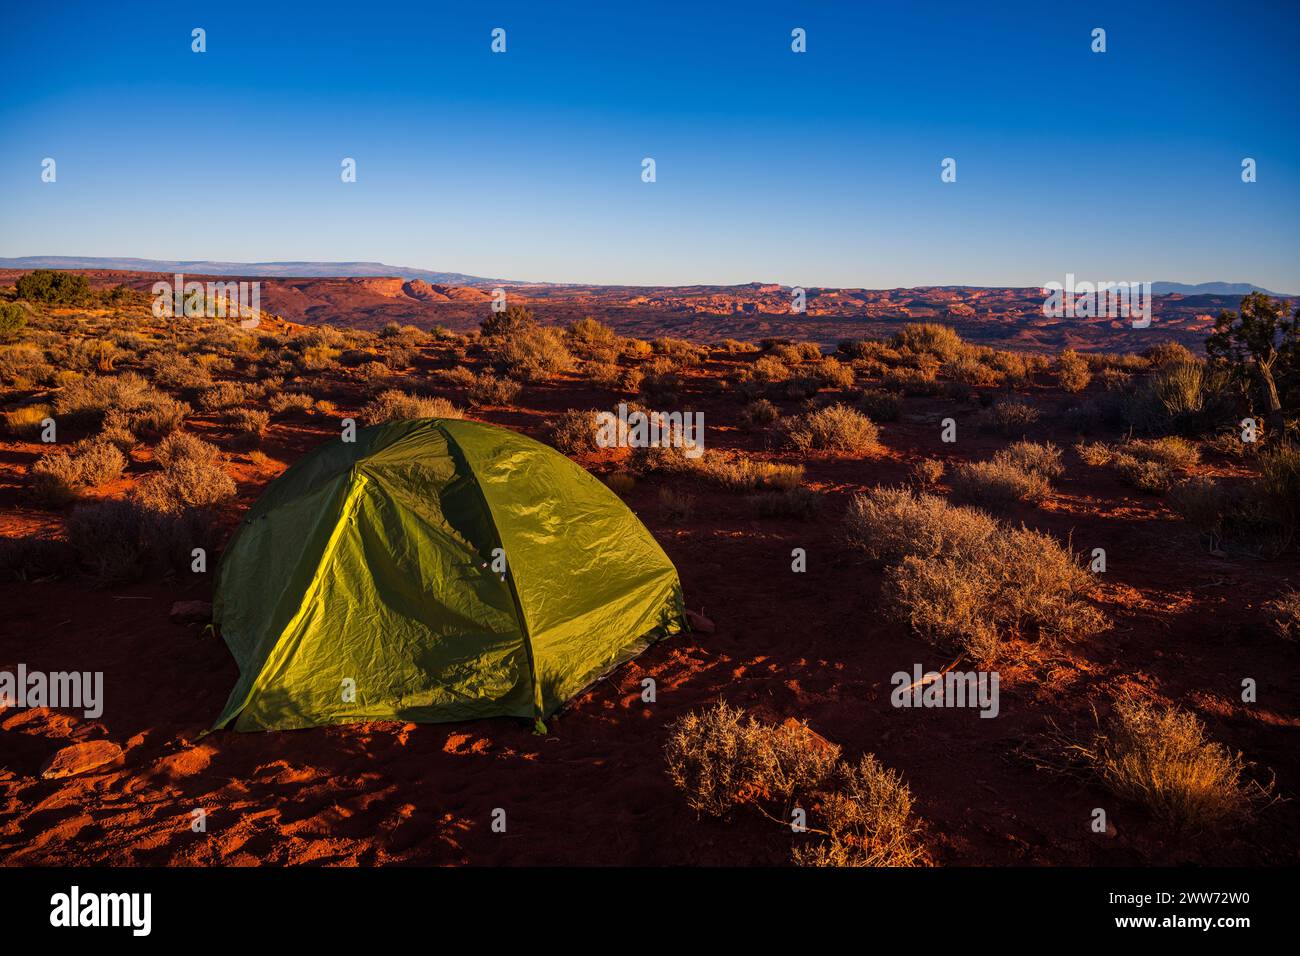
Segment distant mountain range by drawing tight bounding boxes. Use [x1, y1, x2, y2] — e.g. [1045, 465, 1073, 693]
[1149, 281, 1290, 296]
[0, 257, 1292, 297]
[0, 256, 502, 288]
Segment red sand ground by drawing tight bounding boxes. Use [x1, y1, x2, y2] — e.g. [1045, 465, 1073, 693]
[1, 354, 1297, 866]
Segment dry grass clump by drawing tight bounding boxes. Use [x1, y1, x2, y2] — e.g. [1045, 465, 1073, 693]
[360, 390, 461, 425]
[1074, 440, 1114, 466]
[780, 404, 879, 453]
[664, 701, 927, 866]
[846, 487, 1102, 660]
[992, 441, 1064, 479]
[697, 454, 803, 492]
[1262, 588, 1300, 642]
[751, 486, 822, 520]
[1083, 694, 1268, 830]
[4, 403, 52, 438]
[949, 458, 1050, 511]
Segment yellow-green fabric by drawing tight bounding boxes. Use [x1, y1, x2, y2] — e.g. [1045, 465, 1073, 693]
[212, 418, 685, 731]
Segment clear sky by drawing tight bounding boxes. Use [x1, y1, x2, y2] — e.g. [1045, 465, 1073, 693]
[1, 0, 1297, 290]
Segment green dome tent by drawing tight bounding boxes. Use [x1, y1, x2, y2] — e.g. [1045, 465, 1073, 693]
[212, 417, 686, 731]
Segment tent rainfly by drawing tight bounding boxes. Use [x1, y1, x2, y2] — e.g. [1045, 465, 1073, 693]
[212, 417, 686, 731]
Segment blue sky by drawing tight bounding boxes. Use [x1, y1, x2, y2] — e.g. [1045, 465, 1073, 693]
[1, 0, 1297, 290]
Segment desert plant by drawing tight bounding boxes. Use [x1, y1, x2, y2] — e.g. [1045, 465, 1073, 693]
[791, 754, 928, 867]
[468, 373, 523, 406]
[550, 409, 602, 456]
[993, 441, 1064, 479]
[949, 459, 1050, 511]
[1057, 348, 1092, 392]
[1087, 694, 1265, 830]
[909, 457, 945, 488]
[360, 390, 461, 425]
[1263, 588, 1300, 642]
[781, 404, 879, 453]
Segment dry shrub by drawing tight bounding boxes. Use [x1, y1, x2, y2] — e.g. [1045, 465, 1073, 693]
[665, 703, 841, 815]
[1074, 440, 1113, 466]
[781, 404, 879, 453]
[856, 388, 902, 422]
[697, 454, 803, 492]
[949, 459, 1050, 511]
[550, 408, 602, 455]
[844, 486, 998, 563]
[993, 441, 1064, 479]
[155, 431, 222, 470]
[1263, 588, 1300, 642]
[581, 361, 624, 390]
[1113, 437, 1201, 494]
[269, 392, 315, 416]
[892, 323, 963, 362]
[752, 486, 822, 519]
[847, 487, 1101, 659]
[984, 398, 1040, 435]
[886, 525, 1103, 660]
[66, 498, 214, 584]
[792, 755, 928, 867]
[29, 440, 126, 504]
[739, 398, 779, 429]
[665, 702, 927, 867]
[881, 366, 942, 396]
[947, 355, 1002, 387]
[227, 407, 270, 441]
[752, 355, 790, 383]
[910, 457, 945, 488]
[1057, 348, 1092, 392]
[567, 316, 618, 355]
[657, 486, 696, 522]
[0, 535, 76, 583]
[198, 381, 248, 411]
[361, 390, 461, 425]
[134, 455, 235, 514]
[55, 373, 158, 426]
[1088, 695, 1266, 830]
[468, 373, 523, 406]
[493, 325, 574, 381]
[813, 357, 855, 389]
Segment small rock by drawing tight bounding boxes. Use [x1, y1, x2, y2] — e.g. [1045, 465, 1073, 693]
[41, 740, 123, 779]
[170, 600, 212, 624]
[686, 609, 716, 633]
